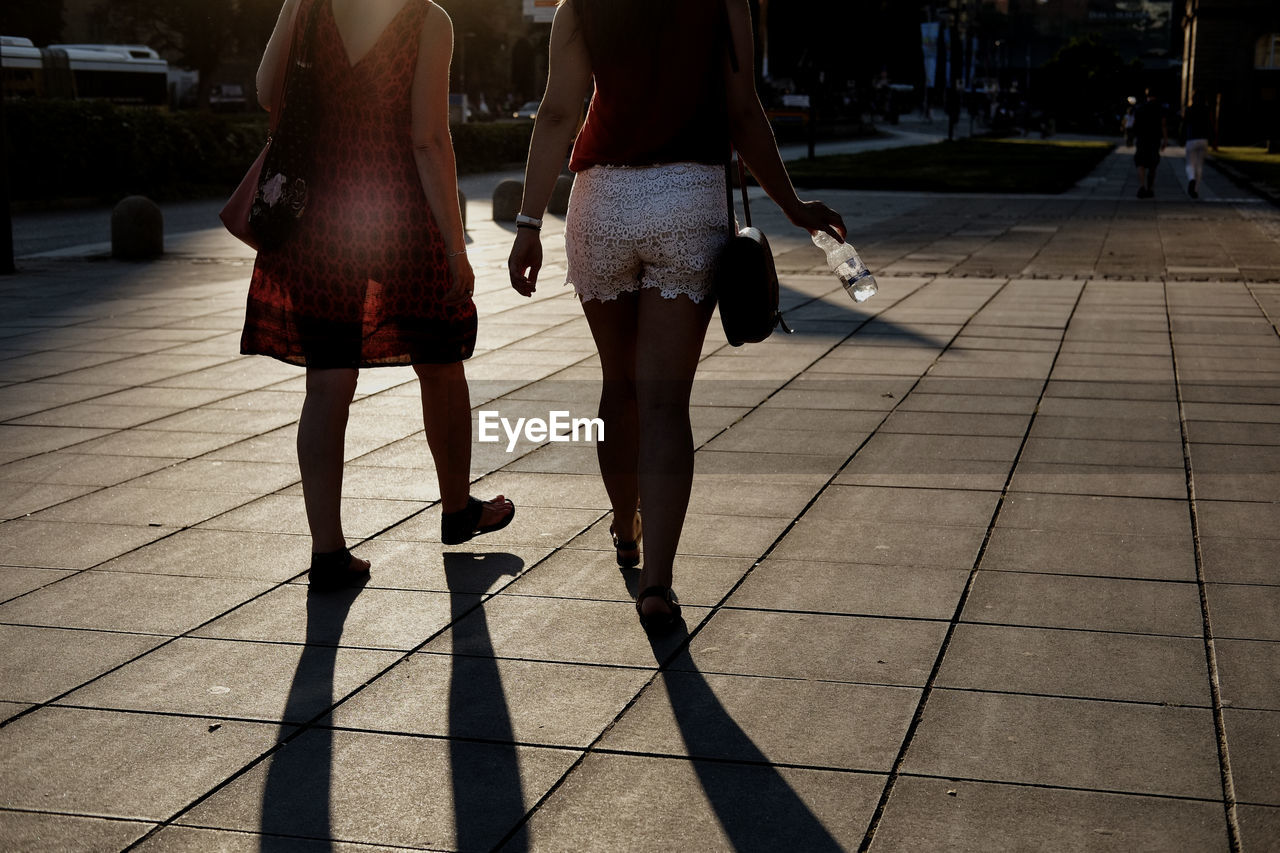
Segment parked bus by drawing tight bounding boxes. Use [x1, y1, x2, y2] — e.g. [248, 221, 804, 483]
[2, 36, 168, 105]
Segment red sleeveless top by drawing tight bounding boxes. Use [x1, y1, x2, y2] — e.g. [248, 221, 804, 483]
[568, 0, 730, 171]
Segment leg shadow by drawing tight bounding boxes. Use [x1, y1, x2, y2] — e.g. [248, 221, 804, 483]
[443, 551, 529, 853]
[652, 634, 845, 852]
[259, 580, 366, 852]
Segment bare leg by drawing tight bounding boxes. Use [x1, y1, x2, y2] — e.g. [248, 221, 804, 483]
[581, 292, 641, 546]
[587, 288, 714, 619]
[414, 362, 510, 527]
[298, 368, 369, 570]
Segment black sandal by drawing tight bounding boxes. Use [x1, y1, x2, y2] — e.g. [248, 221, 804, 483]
[308, 547, 370, 591]
[610, 514, 642, 568]
[441, 495, 515, 545]
[635, 585, 681, 635]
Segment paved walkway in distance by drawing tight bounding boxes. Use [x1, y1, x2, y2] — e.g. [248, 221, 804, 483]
[1, 144, 1279, 852]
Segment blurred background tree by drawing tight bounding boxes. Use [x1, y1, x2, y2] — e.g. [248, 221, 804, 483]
[3, 0, 67, 45]
[1040, 34, 1142, 133]
[89, 0, 275, 109]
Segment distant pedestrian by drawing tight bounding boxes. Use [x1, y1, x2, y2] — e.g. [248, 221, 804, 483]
[1183, 91, 1213, 199]
[1132, 89, 1167, 199]
[1121, 101, 1136, 147]
[242, 0, 514, 590]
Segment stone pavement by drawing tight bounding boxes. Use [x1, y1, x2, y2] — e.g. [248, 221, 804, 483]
[1, 144, 1279, 852]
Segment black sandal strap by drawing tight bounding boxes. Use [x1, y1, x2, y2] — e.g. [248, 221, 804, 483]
[441, 496, 515, 544]
[308, 547, 368, 590]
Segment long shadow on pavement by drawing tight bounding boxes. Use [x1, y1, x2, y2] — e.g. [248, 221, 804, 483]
[648, 633, 845, 852]
[258, 581, 365, 852]
[443, 551, 529, 852]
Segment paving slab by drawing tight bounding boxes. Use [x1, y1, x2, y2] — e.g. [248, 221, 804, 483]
[1206, 583, 1280, 641]
[902, 689, 1222, 799]
[59, 637, 401, 723]
[981, 525, 1197, 579]
[509, 752, 881, 852]
[326, 652, 649, 747]
[181, 728, 579, 851]
[0, 625, 163, 704]
[676, 609, 946, 685]
[192, 584, 459, 651]
[1223, 709, 1280, 805]
[0, 706, 284, 820]
[0, 569, 272, 634]
[1237, 806, 1280, 853]
[132, 826, 407, 853]
[0, 811, 153, 852]
[963, 570, 1205, 635]
[1215, 639, 1280, 710]
[600, 671, 919, 771]
[727, 558, 970, 620]
[869, 776, 1229, 853]
[424, 594, 697, 667]
[934, 623, 1211, 705]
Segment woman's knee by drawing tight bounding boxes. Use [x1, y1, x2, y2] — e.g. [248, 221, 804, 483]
[305, 368, 359, 403]
[414, 361, 465, 386]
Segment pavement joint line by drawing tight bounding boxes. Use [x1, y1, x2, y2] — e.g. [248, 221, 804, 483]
[856, 275, 1082, 853]
[892, 771, 1239, 804]
[919, 684, 1213, 711]
[488, 273, 962, 850]
[5, 149, 1274, 845]
[1166, 285, 1244, 853]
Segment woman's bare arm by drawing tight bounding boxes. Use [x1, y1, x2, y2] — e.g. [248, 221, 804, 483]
[517, 0, 592, 224]
[411, 2, 473, 301]
[722, 0, 845, 240]
[256, 0, 302, 112]
[507, 0, 593, 295]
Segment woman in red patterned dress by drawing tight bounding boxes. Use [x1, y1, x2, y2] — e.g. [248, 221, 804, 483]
[246, 0, 513, 589]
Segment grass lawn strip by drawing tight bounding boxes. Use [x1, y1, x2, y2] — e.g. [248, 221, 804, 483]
[786, 138, 1115, 194]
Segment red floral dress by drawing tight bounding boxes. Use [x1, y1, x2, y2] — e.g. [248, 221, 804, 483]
[241, 0, 475, 367]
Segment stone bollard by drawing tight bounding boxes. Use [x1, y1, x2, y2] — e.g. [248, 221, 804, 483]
[111, 196, 163, 259]
[458, 189, 467, 230]
[492, 179, 523, 222]
[548, 173, 574, 216]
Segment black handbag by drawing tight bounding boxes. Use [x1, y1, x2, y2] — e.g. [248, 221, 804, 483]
[713, 154, 791, 346]
[247, 0, 324, 250]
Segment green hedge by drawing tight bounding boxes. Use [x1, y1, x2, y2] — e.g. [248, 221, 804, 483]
[4, 100, 535, 204]
[451, 120, 533, 174]
[5, 100, 268, 203]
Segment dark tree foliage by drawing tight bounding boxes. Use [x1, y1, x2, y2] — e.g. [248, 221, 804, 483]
[91, 0, 267, 108]
[1040, 34, 1141, 131]
[3, 0, 66, 44]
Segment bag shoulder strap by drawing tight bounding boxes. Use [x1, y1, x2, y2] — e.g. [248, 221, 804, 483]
[721, 0, 753, 232]
[270, 0, 324, 131]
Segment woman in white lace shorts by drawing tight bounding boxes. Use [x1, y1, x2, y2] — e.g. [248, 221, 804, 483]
[508, 0, 846, 634]
[564, 162, 729, 304]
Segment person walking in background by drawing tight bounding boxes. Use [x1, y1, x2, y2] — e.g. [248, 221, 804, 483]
[1132, 88, 1167, 199]
[243, 0, 513, 590]
[1121, 98, 1136, 147]
[507, 0, 845, 633]
[1183, 91, 1214, 199]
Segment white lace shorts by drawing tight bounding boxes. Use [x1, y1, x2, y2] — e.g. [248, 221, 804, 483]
[565, 162, 730, 304]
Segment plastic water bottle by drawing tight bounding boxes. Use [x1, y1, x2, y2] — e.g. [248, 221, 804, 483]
[812, 231, 878, 302]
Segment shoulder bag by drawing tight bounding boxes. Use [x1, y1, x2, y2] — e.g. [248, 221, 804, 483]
[711, 0, 790, 346]
[220, 0, 323, 251]
[713, 155, 790, 346]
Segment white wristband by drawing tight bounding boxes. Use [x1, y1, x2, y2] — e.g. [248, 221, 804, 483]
[515, 214, 543, 228]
